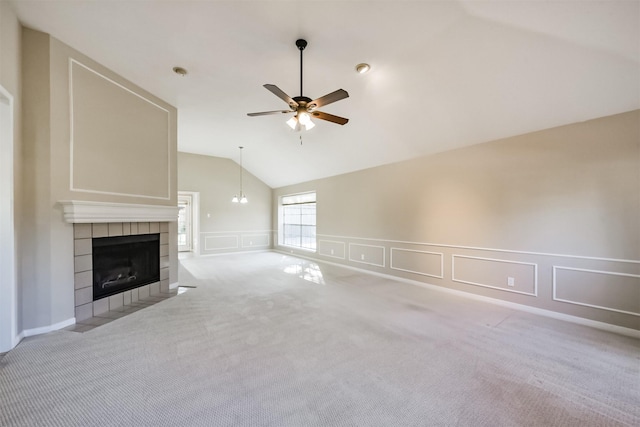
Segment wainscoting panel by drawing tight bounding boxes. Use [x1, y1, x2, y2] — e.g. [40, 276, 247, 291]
[201, 231, 274, 255]
[204, 235, 238, 251]
[349, 243, 385, 267]
[241, 234, 270, 248]
[390, 248, 443, 278]
[452, 255, 537, 296]
[289, 233, 640, 330]
[318, 240, 346, 260]
[553, 267, 640, 316]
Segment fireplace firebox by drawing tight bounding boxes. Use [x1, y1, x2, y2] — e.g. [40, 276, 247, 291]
[92, 234, 160, 300]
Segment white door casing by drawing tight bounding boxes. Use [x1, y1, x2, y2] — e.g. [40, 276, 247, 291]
[177, 195, 192, 252]
[0, 84, 18, 352]
[177, 191, 199, 253]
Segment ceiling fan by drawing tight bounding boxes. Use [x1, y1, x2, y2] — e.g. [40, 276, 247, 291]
[247, 39, 349, 131]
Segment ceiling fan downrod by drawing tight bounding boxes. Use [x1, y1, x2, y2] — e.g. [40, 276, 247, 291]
[296, 39, 307, 97]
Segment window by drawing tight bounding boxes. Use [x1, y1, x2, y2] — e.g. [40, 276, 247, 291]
[281, 192, 316, 251]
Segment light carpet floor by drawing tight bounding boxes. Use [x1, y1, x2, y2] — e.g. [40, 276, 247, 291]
[1, 252, 638, 426]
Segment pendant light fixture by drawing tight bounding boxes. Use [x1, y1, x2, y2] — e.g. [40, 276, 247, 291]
[231, 146, 248, 204]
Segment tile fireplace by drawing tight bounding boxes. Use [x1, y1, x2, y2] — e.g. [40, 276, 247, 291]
[60, 200, 178, 323]
[73, 222, 170, 322]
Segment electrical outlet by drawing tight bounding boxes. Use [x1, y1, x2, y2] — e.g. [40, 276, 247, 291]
[330, 249, 334, 255]
[361, 254, 365, 260]
[507, 277, 515, 287]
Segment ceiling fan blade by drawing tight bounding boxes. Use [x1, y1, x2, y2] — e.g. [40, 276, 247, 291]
[247, 110, 294, 117]
[311, 111, 349, 125]
[263, 84, 298, 108]
[308, 89, 349, 110]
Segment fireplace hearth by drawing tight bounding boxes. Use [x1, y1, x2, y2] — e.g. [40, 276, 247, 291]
[92, 234, 160, 300]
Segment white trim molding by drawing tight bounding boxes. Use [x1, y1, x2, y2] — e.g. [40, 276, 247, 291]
[274, 249, 640, 340]
[316, 233, 640, 264]
[552, 266, 640, 317]
[318, 240, 347, 260]
[204, 235, 239, 251]
[241, 234, 270, 248]
[390, 248, 444, 279]
[0, 84, 18, 352]
[59, 200, 178, 223]
[452, 255, 538, 297]
[22, 317, 77, 338]
[348, 243, 386, 268]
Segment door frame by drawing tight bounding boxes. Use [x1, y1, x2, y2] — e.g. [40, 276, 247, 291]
[0, 84, 18, 352]
[178, 191, 199, 254]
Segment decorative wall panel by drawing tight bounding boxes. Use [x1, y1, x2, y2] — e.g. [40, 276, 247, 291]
[553, 267, 640, 316]
[319, 240, 346, 259]
[349, 243, 385, 267]
[70, 60, 171, 199]
[452, 255, 537, 296]
[390, 248, 443, 278]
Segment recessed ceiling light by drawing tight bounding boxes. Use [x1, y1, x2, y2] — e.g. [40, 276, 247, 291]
[355, 63, 370, 74]
[172, 66, 188, 76]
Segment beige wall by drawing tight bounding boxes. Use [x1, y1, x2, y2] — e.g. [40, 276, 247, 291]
[178, 152, 272, 255]
[21, 28, 178, 331]
[0, 2, 21, 108]
[273, 111, 640, 330]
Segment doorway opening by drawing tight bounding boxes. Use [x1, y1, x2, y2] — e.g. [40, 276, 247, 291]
[178, 191, 199, 253]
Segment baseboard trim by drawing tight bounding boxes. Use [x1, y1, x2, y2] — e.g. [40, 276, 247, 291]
[169, 281, 179, 290]
[407, 279, 640, 340]
[273, 250, 640, 340]
[21, 317, 76, 338]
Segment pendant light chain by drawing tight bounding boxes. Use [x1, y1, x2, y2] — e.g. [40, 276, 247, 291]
[232, 146, 248, 204]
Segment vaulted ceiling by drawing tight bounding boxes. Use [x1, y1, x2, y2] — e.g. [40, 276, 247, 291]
[10, 0, 639, 188]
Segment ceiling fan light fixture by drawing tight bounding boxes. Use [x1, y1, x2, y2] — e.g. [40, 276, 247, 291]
[287, 112, 315, 131]
[298, 112, 312, 125]
[286, 116, 299, 130]
[355, 63, 370, 74]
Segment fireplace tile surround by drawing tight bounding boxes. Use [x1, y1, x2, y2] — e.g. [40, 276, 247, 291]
[73, 221, 171, 322]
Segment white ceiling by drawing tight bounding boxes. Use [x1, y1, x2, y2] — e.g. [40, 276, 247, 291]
[9, 0, 640, 188]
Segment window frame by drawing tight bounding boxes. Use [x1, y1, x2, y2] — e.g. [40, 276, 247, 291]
[279, 191, 317, 252]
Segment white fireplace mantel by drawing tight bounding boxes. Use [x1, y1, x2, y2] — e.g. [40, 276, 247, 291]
[59, 200, 178, 223]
